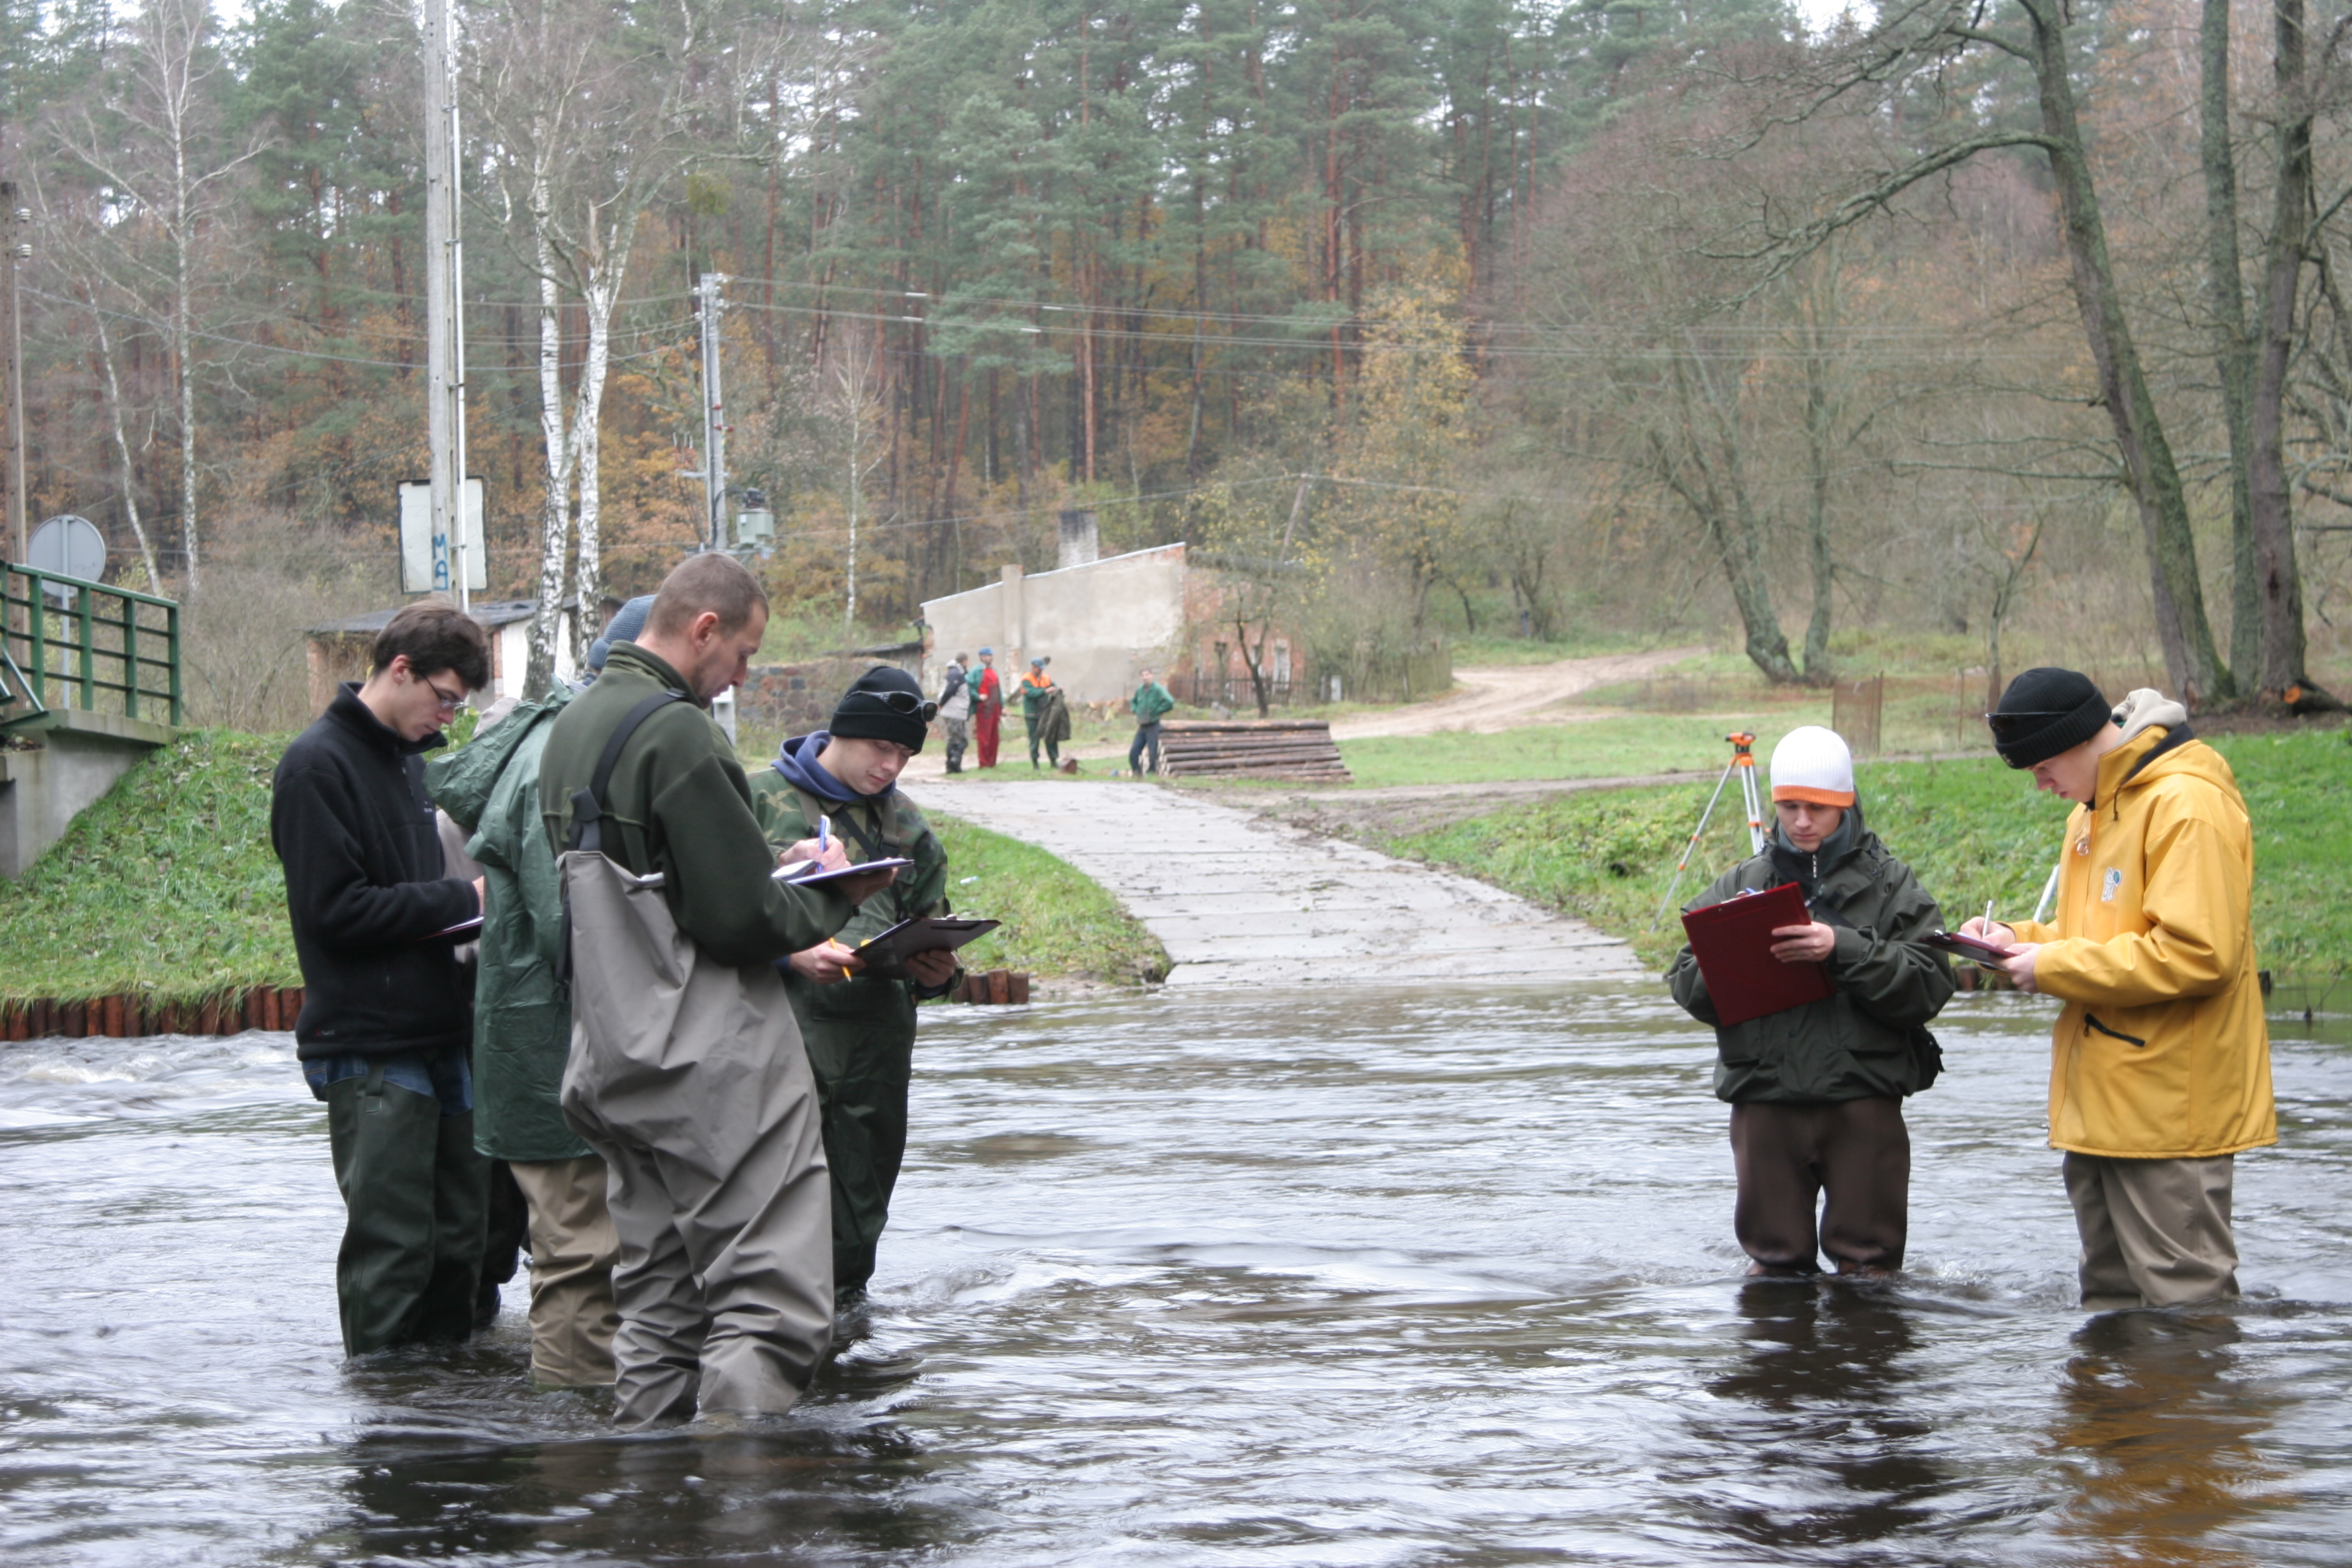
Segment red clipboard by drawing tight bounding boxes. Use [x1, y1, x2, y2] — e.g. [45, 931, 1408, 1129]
[1679, 882, 1834, 1026]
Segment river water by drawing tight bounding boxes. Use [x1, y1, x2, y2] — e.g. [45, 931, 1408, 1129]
[3, 984, 2349, 1567]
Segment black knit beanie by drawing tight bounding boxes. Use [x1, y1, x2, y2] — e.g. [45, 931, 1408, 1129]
[830, 665, 929, 752]
[1990, 667, 2114, 768]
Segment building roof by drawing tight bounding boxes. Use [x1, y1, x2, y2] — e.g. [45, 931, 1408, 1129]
[309, 599, 572, 636]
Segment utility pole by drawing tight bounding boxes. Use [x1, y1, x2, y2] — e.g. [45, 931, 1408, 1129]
[695, 271, 727, 553]
[423, 0, 471, 609]
[1, 185, 27, 565]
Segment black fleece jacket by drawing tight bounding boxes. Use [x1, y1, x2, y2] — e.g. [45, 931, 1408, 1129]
[271, 683, 480, 1060]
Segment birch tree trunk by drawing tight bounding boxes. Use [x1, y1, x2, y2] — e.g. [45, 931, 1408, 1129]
[90, 303, 162, 592]
[525, 160, 576, 696]
[569, 208, 640, 671]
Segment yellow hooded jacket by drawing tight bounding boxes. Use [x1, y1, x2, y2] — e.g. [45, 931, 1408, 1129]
[2009, 699, 2275, 1159]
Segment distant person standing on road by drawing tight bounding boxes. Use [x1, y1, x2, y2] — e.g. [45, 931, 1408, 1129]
[936, 652, 972, 775]
[751, 668, 963, 1300]
[1021, 656, 1069, 769]
[972, 648, 1004, 769]
[1966, 671, 2275, 1311]
[1667, 726, 1955, 1279]
[1128, 667, 1173, 776]
[272, 600, 493, 1356]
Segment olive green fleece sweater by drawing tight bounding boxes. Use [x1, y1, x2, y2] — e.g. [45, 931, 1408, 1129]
[536, 642, 854, 967]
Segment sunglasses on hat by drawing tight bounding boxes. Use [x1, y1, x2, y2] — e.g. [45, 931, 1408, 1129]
[863, 689, 939, 723]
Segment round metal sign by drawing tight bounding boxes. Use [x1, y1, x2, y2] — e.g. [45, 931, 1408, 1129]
[29, 516, 109, 604]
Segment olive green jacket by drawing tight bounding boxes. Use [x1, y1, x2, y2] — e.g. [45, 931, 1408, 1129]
[747, 760, 954, 1044]
[1667, 804, 1955, 1104]
[536, 642, 854, 967]
[426, 684, 587, 1162]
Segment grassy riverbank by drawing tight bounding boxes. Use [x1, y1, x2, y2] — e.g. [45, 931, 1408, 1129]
[1389, 730, 2352, 974]
[0, 730, 1166, 1010]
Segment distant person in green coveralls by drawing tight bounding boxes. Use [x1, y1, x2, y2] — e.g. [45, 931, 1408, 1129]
[1128, 667, 1173, 775]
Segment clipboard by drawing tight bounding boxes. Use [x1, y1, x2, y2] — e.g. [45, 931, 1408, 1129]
[773, 856, 912, 887]
[1679, 882, 1834, 1026]
[1922, 929, 2014, 965]
[851, 916, 1001, 978]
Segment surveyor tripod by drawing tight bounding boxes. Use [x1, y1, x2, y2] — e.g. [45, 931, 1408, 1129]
[1650, 732, 1769, 930]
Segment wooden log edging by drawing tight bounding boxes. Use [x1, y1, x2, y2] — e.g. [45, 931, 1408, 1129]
[948, 969, 1030, 1005]
[0, 985, 304, 1042]
[1159, 718, 1353, 783]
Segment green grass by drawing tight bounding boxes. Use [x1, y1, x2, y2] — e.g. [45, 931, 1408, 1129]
[0, 730, 1169, 1007]
[1390, 730, 2352, 975]
[926, 814, 1169, 985]
[1336, 714, 1836, 789]
[0, 730, 303, 1005]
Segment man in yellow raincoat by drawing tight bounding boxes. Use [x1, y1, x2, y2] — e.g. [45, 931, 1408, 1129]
[1965, 669, 2274, 1310]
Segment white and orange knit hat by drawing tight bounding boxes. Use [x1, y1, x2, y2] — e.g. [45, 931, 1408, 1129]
[1769, 726, 1855, 807]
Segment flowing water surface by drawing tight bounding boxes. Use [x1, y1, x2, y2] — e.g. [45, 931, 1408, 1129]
[3, 983, 2349, 1567]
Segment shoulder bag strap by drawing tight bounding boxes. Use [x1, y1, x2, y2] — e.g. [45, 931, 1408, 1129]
[569, 691, 685, 854]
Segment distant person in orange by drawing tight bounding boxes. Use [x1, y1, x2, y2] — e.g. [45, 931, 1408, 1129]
[971, 647, 1003, 769]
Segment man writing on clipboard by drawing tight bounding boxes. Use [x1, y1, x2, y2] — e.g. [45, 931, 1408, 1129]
[1667, 726, 1955, 1278]
[752, 667, 963, 1304]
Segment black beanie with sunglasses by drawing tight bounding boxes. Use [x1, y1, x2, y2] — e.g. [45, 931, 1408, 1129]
[1990, 667, 2115, 768]
[830, 665, 931, 752]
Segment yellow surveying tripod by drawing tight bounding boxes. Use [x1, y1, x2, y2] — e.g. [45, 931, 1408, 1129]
[1650, 732, 1768, 930]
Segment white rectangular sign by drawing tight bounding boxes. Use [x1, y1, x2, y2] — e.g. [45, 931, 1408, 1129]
[398, 478, 487, 593]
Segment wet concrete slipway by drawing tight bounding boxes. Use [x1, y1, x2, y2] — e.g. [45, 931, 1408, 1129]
[3, 983, 2349, 1568]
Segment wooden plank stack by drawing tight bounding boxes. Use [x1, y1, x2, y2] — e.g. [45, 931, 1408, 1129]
[1158, 719, 1351, 782]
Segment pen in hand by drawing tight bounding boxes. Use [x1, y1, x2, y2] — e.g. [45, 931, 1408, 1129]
[1982, 898, 1996, 940]
[819, 816, 831, 856]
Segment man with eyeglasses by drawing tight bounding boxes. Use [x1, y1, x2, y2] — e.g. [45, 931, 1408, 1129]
[272, 599, 494, 1356]
[751, 665, 962, 1302]
[1963, 669, 2274, 1310]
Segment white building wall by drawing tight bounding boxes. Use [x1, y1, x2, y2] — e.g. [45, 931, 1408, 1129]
[921, 543, 1186, 703]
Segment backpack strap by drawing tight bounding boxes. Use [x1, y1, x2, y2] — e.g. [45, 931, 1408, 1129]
[569, 691, 685, 854]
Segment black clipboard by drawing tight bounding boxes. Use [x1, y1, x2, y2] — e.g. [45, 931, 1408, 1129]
[851, 916, 1000, 978]
[1922, 929, 2015, 965]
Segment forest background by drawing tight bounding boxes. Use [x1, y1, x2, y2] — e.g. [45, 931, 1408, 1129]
[3, 0, 2352, 731]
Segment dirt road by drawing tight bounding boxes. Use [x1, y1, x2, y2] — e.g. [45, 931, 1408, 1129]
[1324, 646, 1706, 739]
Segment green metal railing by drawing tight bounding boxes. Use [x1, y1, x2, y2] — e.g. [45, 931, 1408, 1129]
[0, 565, 183, 728]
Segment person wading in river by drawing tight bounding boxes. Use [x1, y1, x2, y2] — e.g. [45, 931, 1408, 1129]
[272, 600, 493, 1355]
[538, 554, 895, 1426]
[751, 668, 963, 1302]
[1965, 671, 2275, 1311]
[1668, 726, 1955, 1277]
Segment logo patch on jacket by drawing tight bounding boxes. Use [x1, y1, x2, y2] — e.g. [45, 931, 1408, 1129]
[2100, 867, 2122, 903]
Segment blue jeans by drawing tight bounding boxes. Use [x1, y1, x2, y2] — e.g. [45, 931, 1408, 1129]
[1128, 722, 1162, 775]
[304, 1049, 473, 1115]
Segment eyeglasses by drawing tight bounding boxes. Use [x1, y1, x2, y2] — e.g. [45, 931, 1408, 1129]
[423, 677, 469, 714]
[867, 690, 939, 722]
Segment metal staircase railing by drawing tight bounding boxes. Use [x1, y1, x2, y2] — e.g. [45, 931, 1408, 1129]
[1, 565, 183, 730]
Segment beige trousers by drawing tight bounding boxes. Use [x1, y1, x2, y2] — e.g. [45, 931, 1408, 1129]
[507, 1155, 620, 1387]
[2063, 1152, 2240, 1311]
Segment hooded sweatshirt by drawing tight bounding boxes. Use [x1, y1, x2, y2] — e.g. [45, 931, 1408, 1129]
[2007, 699, 2275, 1159]
[1668, 798, 1955, 1104]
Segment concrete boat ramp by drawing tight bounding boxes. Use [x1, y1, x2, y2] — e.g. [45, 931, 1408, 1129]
[930, 779, 1643, 989]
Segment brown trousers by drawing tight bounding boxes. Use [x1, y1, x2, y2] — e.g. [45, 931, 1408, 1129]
[1728, 1097, 1910, 1274]
[507, 1155, 621, 1388]
[2062, 1152, 2239, 1311]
